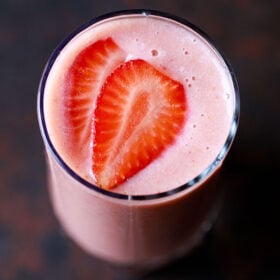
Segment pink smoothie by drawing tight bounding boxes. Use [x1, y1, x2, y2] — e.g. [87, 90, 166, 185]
[39, 11, 238, 267]
[44, 13, 235, 195]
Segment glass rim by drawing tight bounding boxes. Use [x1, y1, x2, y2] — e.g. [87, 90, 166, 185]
[37, 9, 240, 201]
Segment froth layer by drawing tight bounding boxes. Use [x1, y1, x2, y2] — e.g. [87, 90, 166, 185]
[44, 14, 235, 195]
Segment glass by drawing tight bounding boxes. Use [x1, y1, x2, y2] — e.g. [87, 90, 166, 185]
[37, 9, 239, 272]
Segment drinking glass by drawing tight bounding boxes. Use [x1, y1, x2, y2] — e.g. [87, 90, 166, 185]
[37, 9, 239, 274]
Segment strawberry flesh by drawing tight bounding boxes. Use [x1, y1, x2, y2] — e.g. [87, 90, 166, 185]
[63, 38, 126, 162]
[93, 59, 187, 189]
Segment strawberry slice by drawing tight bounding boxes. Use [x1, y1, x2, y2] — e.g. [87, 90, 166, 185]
[93, 59, 187, 189]
[63, 37, 126, 162]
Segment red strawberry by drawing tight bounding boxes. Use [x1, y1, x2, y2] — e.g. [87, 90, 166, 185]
[93, 59, 187, 189]
[63, 37, 126, 161]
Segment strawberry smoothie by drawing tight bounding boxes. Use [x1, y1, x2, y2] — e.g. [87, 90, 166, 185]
[38, 10, 239, 267]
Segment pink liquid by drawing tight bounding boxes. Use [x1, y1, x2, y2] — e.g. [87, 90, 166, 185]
[39, 11, 238, 267]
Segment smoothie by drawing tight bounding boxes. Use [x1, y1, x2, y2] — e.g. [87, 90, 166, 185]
[38, 10, 239, 267]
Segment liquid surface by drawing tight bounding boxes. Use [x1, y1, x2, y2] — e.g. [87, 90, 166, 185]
[44, 14, 235, 195]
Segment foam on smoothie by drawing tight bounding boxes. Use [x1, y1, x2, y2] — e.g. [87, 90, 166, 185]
[44, 14, 235, 195]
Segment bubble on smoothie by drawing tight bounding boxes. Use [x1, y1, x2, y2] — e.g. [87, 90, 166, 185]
[192, 76, 196, 81]
[151, 49, 159, 57]
[182, 48, 189, 55]
[126, 54, 138, 61]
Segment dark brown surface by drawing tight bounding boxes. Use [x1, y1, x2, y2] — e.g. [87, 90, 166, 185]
[0, 0, 279, 279]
